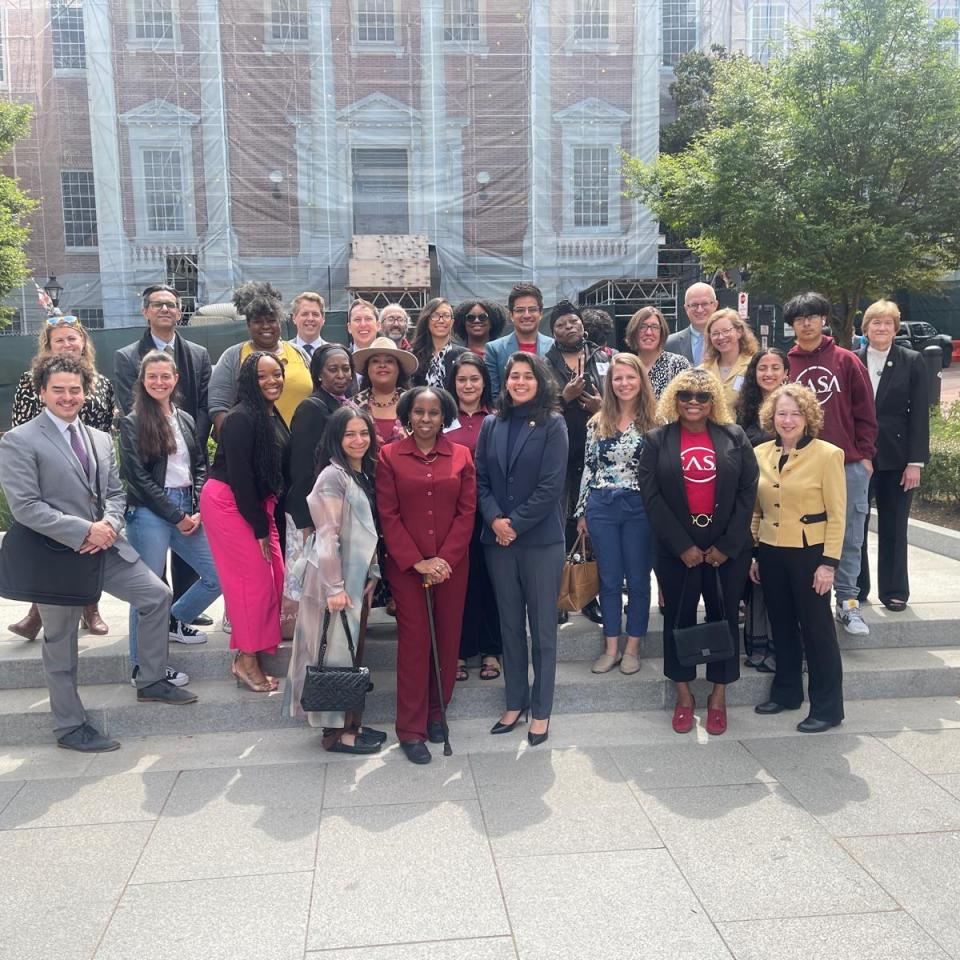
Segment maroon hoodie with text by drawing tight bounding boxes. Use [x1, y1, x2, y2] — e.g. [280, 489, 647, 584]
[787, 336, 877, 464]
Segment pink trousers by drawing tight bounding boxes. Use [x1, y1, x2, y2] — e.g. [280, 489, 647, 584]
[200, 478, 283, 654]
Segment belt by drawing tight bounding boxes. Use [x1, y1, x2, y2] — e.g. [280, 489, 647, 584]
[690, 513, 713, 528]
[799, 512, 827, 523]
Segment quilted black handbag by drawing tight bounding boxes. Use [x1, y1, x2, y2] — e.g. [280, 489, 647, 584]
[672, 568, 735, 667]
[300, 609, 370, 713]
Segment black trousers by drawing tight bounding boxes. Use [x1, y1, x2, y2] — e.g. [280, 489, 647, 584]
[758, 543, 844, 723]
[657, 549, 749, 685]
[858, 469, 914, 604]
[459, 513, 502, 659]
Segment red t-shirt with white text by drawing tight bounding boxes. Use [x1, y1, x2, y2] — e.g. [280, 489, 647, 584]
[680, 425, 716, 516]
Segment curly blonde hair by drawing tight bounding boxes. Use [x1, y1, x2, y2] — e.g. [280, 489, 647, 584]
[657, 368, 733, 424]
[759, 382, 823, 438]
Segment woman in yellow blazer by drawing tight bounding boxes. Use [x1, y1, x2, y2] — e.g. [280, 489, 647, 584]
[749, 383, 847, 732]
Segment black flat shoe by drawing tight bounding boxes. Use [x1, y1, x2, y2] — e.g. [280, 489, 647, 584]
[357, 726, 387, 744]
[754, 700, 800, 715]
[57, 722, 120, 753]
[882, 598, 908, 612]
[400, 740, 431, 764]
[427, 721, 446, 744]
[580, 599, 603, 624]
[327, 736, 381, 755]
[557, 610, 569, 625]
[528, 719, 550, 746]
[797, 716, 841, 733]
[490, 710, 528, 735]
[191, 614, 214, 627]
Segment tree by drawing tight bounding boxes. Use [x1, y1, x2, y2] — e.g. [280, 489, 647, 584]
[623, 0, 960, 347]
[660, 46, 736, 155]
[0, 102, 36, 325]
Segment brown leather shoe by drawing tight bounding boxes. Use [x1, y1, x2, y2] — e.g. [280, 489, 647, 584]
[8, 603, 42, 641]
[80, 605, 109, 636]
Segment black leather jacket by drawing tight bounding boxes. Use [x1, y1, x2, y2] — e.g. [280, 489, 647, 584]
[119, 409, 207, 524]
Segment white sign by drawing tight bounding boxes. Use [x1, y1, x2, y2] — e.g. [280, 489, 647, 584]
[737, 291, 749, 319]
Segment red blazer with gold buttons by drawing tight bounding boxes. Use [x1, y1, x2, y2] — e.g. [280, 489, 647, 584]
[376, 434, 477, 572]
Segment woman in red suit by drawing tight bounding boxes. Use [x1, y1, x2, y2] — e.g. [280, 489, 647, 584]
[376, 386, 477, 764]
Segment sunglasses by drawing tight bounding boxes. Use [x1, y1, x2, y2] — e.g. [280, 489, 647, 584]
[466, 313, 489, 322]
[47, 314, 79, 325]
[677, 390, 713, 404]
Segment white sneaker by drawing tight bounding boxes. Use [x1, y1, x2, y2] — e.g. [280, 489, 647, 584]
[130, 665, 190, 687]
[220, 614, 232, 635]
[169, 618, 208, 644]
[836, 599, 870, 636]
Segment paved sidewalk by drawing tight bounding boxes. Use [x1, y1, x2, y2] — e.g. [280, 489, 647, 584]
[3, 698, 960, 960]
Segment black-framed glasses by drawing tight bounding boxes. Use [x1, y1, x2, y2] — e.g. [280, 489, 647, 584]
[677, 390, 713, 403]
[147, 301, 180, 311]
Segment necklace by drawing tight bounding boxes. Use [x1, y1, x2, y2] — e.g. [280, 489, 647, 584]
[417, 451, 440, 464]
[369, 389, 400, 410]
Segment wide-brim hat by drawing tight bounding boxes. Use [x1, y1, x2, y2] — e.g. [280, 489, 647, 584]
[352, 337, 419, 377]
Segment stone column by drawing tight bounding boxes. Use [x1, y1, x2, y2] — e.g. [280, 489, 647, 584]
[197, 0, 236, 304]
[83, 0, 132, 326]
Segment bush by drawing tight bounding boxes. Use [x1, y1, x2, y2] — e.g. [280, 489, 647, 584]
[921, 402, 960, 503]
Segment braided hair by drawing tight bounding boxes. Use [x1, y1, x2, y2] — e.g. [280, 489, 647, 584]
[235, 352, 285, 495]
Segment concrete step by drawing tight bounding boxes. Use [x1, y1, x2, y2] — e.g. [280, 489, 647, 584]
[1, 602, 956, 691]
[3, 645, 959, 745]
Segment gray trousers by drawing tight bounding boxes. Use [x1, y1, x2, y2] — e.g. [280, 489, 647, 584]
[38, 548, 172, 735]
[484, 542, 565, 721]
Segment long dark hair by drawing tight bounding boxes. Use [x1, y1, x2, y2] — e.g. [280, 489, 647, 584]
[452, 298, 508, 343]
[133, 350, 178, 462]
[235, 351, 285, 495]
[496, 352, 559, 423]
[410, 297, 454, 372]
[736, 347, 790, 429]
[445, 351, 492, 410]
[316, 405, 378, 478]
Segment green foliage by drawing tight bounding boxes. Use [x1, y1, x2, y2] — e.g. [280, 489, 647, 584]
[0, 483, 11, 531]
[0, 102, 37, 326]
[922, 402, 960, 503]
[624, 0, 960, 348]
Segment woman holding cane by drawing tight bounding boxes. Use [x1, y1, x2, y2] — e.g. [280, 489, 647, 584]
[377, 386, 476, 764]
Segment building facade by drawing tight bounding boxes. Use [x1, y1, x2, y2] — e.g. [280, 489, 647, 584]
[3, 0, 827, 328]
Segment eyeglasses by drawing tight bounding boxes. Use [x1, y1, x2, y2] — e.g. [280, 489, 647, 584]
[685, 301, 716, 312]
[431, 312, 454, 321]
[637, 323, 661, 333]
[710, 327, 737, 338]
[677, 390, 713, 403]
[512, 306, 541, 315]
[147, 301, 179, 312]
[466, 313, 489, 322]
[791, 315, 824, 326]
[47, 314, 79, 325]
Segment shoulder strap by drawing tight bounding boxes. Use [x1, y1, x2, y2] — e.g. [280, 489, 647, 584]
[672, 567, 725, 630]
[315, 609, 357, 669]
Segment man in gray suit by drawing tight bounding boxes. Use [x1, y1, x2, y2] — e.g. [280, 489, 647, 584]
[664, 282, 719, 365]
[0, 356, 197, 753]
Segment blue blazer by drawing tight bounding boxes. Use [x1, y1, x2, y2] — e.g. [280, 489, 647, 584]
[475, 411, 568, 547]
[484, 331, 555, 400]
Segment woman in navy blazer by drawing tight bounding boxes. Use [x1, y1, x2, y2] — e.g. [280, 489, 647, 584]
[475, 353, 568, 746]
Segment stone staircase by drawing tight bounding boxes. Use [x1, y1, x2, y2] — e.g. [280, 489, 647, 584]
[1, 599, 958, 745]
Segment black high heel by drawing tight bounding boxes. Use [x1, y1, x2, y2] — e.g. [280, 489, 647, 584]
[528, 718, 550, 746]
[490, 709, 529, 735]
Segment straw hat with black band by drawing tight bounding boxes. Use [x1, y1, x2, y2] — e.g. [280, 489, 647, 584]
[352, 337, 419, 377]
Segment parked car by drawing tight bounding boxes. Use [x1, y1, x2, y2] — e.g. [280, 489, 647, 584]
[894, 321, 953, 368]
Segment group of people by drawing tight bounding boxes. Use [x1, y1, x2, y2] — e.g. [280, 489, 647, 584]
[0, 278, 928, 759]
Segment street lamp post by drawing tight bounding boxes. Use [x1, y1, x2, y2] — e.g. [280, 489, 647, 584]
[43, 276, 63, 310]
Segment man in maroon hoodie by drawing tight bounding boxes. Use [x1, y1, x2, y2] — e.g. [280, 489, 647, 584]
[784, 292, 878, 636]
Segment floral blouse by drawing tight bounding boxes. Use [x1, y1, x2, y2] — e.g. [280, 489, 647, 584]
[644, 350, 691, 400]
[574, 419, 646, 516]
[11, 370, 115, 431]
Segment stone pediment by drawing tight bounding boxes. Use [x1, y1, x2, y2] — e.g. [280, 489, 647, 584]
[119, 99, 200, 127]
[553, 97, 630, 125]
[337, 92, 421, 126]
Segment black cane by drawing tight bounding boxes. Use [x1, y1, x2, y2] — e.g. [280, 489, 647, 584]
[423, 580, 452, 756]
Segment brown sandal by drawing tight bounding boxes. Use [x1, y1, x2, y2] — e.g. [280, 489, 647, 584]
[479, 657, 501, 680]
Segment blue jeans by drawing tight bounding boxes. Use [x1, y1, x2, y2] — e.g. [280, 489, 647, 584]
[585, 488, 653, 638]
[125, 488, 221, 663]
[836, 461, 870, 604]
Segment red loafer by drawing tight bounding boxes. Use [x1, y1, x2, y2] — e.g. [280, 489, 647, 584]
[706, 706, 727, 736]
[672, 699, 695, 734]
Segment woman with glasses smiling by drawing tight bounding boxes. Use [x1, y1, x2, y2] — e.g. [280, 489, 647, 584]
[699, 309, 758, 408]
[8, 313, 116, 641]
[452, 299, 508, 358]
[638, 369, 758, 736]
[410, 297, 467, 389]
[625, 306, 691, 400]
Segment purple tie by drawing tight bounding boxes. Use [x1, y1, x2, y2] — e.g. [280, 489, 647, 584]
[68, 423, 90, 477]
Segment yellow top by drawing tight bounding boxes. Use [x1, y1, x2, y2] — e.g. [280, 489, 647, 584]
[751, 437, 847, 562]
[699, 352, 752, 409]
[240, 340, 313, 428]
